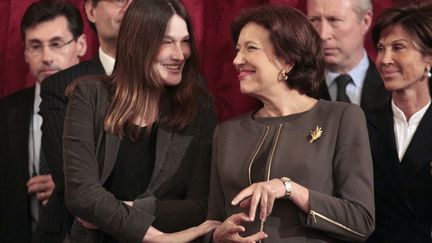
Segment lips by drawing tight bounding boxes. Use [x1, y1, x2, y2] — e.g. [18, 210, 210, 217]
[237, 69, 255, 80]
[162, 63, 183, 71]
[379, 68, 399, 79]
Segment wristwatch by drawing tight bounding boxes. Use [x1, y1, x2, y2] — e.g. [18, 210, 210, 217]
[280, 177, 292, 198]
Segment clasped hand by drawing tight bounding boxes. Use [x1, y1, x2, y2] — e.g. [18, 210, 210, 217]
[213, 179, 286, 243]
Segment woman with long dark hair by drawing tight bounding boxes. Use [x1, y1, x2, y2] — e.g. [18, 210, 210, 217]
[63, 0, 219, 242]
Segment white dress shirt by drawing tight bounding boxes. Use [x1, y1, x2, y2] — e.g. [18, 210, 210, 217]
[392, 100, 431, 161]
[99, 47, 115, 75]
[28, 82, 42, 230]
[325, 50, 369, 105]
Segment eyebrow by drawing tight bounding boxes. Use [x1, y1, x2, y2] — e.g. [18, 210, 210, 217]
[163, 35, 190, 40]
[27, 36, 71, 43]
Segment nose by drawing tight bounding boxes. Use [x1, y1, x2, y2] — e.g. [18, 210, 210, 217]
[233, 50, 245, 67]
[318, 20, 332, 41]
[41, 46, 54, 64]
[171, 44, 185, 61]
[377, 49, 393, 66]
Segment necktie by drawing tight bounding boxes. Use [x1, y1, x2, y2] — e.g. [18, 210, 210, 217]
[335, 74, 352, 103]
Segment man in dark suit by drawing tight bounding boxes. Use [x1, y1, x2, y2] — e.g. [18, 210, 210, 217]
[306, 0, 389, 111]
[36, 0, 132, 242]
[0, 2, 86, 243]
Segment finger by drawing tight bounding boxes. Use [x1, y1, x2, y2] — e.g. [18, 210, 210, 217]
[267, 192, 276, 216]
[27, 175, 52, 186]
[232, 186, 254, 205]
[225, 224, 245, 234]
[248, 189, 262, 221]
[245, 231, 268, 242]
[239, 197, 252, 208]
[260, 191, 268, 221]
[28, 182, 51, 194]
[228, 212, 251, 224]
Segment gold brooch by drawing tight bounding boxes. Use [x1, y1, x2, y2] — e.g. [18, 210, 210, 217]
[309, 126, 323, 144]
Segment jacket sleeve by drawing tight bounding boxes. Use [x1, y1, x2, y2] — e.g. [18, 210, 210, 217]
[131, 100, 217, 232]
[63, 82, 154, 243]
[148, 101, 217, 232]
[301, 104, 375, 242]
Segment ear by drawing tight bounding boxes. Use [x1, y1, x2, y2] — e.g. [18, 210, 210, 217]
[361, 10, 373, 34]
[75, 34, 87, 58]
[85, 0, 96, 24]
[284, 61, 294, 73]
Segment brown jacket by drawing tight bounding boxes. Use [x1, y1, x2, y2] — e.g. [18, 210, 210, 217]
[63, 80, 216, 243]
[207, 100, 375, 242]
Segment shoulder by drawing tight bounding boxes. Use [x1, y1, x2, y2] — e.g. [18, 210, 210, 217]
[0, 86, 34, 110]
[316, 99, 364, 119]
[41, 57, 103, 92]
[216, 112, 252, 135]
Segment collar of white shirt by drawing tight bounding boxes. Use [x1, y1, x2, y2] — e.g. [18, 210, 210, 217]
[99, 47, 115, 75]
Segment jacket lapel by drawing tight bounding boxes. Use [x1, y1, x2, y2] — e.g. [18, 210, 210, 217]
[400, 104, 432, 180]
[368, 104, 415, 214]
[147, 125, 173, 191]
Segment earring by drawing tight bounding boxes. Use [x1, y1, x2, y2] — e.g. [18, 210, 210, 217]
[279, 68, 288, 81]
[426, 67, 432, 78]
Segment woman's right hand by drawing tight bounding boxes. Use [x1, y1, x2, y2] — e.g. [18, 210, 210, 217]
[143, 220, 221, 243]
[213, 213, 267, 243]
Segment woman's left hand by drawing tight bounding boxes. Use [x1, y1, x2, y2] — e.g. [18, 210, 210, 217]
[231, 179, 285, 222]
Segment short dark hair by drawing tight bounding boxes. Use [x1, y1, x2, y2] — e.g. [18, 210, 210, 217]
[21, 0, 83, 41]
[231, 5, 325, 95]
[372, 3, 432, 57]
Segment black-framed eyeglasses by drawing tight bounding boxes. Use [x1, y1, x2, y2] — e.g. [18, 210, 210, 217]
[100, 0, 131, 7]
[25, 37, 76, 55]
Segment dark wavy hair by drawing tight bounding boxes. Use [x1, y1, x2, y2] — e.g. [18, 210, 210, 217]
[231, 5, 325, 95]
[372, 3, 432, 58]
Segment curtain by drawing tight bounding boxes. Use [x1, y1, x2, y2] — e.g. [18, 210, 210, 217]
[0, 0, 395, 121]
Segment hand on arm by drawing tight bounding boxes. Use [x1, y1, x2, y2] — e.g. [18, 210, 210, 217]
[143, 220, 221, 243]
[27, 174, 55, 206]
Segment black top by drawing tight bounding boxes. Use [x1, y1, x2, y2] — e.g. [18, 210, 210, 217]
[102, 125, 157, 242]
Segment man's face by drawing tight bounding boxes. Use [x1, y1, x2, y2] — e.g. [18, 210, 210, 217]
[24, 16, 86, 82]
[307, 0, 372, 73]
[85, 0, 132, 46]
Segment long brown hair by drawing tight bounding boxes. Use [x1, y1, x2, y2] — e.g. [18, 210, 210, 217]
[104, 0, 204, 139]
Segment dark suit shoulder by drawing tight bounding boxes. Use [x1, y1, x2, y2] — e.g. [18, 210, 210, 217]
[0, 86, 34, 110]
[41, 57, 104, 94]
[365, 102, 391, 127]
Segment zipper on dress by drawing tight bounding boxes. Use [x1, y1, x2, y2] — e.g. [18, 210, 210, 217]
[309, 210, 367, 237]
[248, 126, 270, 185]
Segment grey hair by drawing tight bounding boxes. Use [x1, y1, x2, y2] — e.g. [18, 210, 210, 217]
[350, 0, 373, 20]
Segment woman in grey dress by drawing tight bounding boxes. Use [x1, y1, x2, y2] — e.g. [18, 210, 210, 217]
[207, 5, 375, 242]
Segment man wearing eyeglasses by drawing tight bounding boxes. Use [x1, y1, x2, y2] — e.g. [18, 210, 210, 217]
[0, 1, 86, 243]
[35, 0, 131, 243]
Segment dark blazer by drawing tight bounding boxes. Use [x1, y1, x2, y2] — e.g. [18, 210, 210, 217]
[35, 56, 105, 243]
[366, 103, 432, 243]
[315, 58, 390, 112]
[63, 80, 216, 243]
[0, 87, 35, 243]
[207, 100, 375, 242]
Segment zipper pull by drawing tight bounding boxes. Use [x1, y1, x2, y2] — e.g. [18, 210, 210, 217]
[310, 210, 317, 223]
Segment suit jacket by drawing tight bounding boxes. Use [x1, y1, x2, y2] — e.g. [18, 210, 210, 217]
[315, 58, 390, 112]
[366, 103, 432, 243]
[35, 56, 105, 243]
[207, 100, 375, 242]
[63, 80, 216, 243]
[0, 87, 35, 243]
